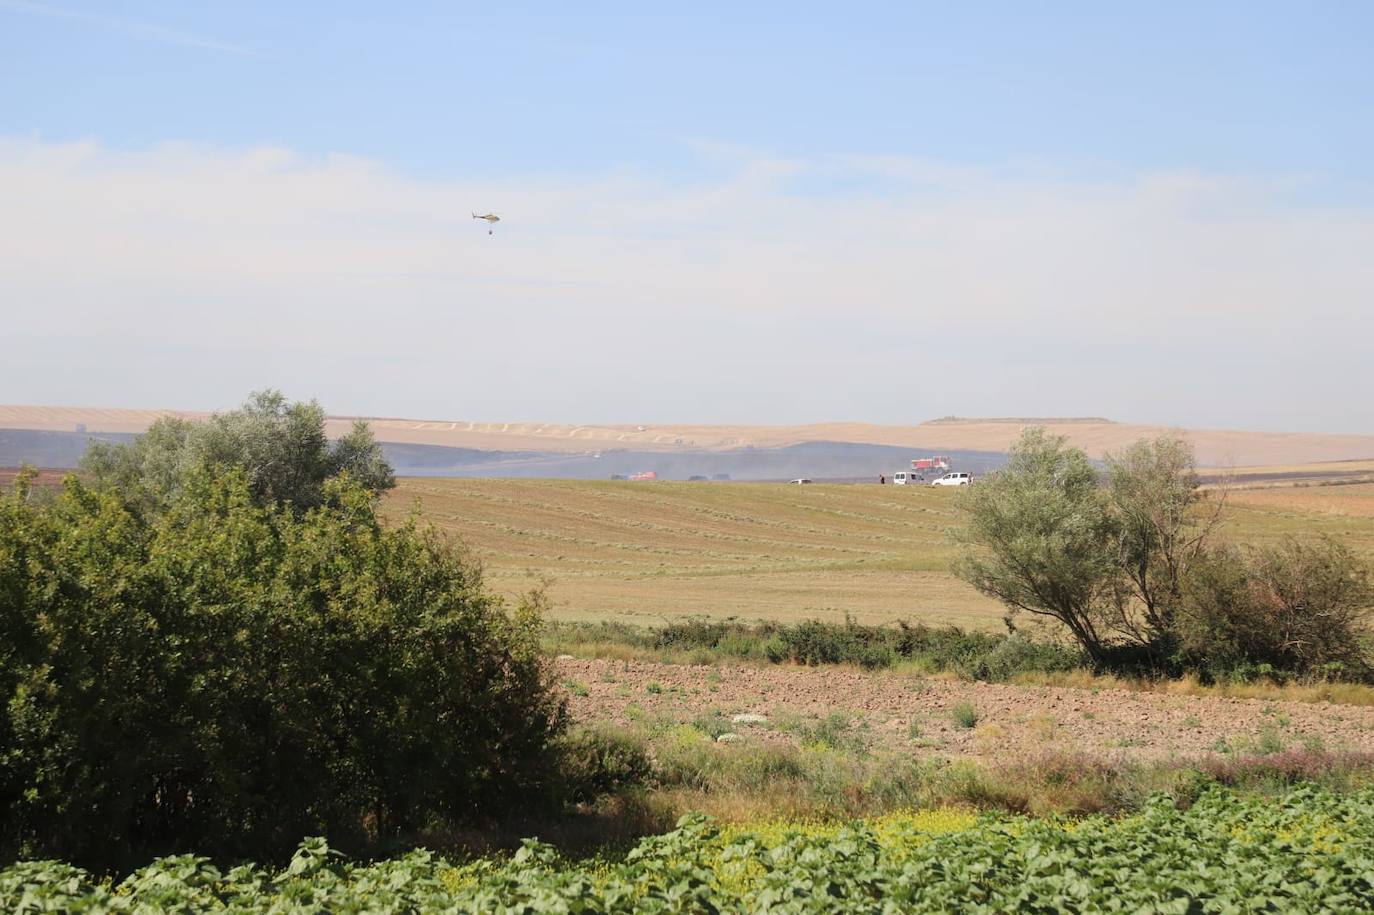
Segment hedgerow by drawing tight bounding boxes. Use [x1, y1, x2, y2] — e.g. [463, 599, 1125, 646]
[548, 617, 1085, 677]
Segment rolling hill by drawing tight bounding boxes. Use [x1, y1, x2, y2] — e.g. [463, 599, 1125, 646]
[3, 405, 1373, 470]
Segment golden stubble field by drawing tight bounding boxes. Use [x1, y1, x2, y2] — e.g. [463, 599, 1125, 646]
[1226, 482, 1374, 518]
[384, 479, 1004, 628]
[383, 478, 1374, 630]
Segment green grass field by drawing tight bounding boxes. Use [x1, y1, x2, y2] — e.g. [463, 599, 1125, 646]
[383, 479, 1374, 630]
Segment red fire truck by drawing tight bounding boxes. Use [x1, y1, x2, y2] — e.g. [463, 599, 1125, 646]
[911, 456, 950, 472]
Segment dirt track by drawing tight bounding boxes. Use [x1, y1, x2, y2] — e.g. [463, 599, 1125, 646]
[556, 658, 1374, 761]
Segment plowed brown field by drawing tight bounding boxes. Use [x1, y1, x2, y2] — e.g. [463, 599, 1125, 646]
[557, 657, 1374, 761]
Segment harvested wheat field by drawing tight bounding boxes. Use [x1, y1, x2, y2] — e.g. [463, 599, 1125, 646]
[385, 478, 1374, 628]
[556, 657, 1374, 762]
[385, 478, 1007, 628]
[1227, 482, 1374, 519]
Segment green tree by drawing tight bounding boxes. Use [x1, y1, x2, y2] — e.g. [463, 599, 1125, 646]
[951, 428, 1120, 664]
[955, 430, 1374, 679]
[1104, 435, 1221, 651]
[80, 390, 394, 515]
[0, 469, 565, 870]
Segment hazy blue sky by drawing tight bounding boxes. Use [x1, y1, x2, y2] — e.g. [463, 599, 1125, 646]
[3, 2, 1372, 431]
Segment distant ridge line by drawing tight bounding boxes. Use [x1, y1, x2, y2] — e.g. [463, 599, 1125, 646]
[927, 416, 1117, 425]
[2, 406, 1373, 467]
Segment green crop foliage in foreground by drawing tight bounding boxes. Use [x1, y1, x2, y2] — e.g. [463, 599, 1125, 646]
[4, 786, 1374, 913]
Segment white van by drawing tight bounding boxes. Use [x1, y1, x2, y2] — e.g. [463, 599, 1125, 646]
[891, 471, 923, 485]
[931, 472, 972, 487]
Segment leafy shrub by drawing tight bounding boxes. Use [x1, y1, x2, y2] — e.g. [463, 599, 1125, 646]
[763, 635, 791, 663]
[769, 619, 863, 665]
[651, 619, 780, 662]
[798, 712, 865, 752]
[950, 703, 980, 729]
[948, 632, 1083, 681]
[853, 642, 896, 671]
[556, 726, 654, 802]
[1256, 723, 1286, 756]
[552, 617, 1085, 679]
[690, 712, 733, 740]
[1179, 537, 1374, 681]
[653, 732, 808, 794]
[0, 469, 566, 870]
[654, 619, 732, 651]
[715, 628, 768, 659]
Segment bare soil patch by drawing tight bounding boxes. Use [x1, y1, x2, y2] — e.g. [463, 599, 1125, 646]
[557, 657, 1374, 762]
[0, 467, 69, 488]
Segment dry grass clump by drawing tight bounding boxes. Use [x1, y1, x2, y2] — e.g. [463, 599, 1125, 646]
[1197, 749, 1374, 791]
[562, 721, 1374, 832]
[410, 743, 1374, 861]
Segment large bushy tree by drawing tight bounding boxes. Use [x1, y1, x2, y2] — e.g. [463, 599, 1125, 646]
[953, 427, 1374, 679]
[80, 390, 394, 515]
[0, 467, 566, 870]
[951, 428, 1120, 664]
[1104, 435, 1222, 653]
